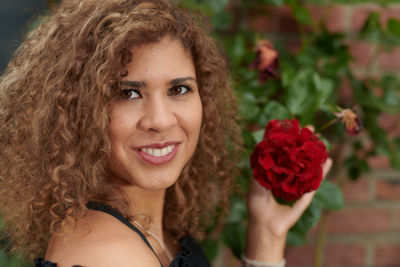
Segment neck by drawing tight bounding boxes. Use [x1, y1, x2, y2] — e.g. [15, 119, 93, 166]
[121, 184, 166, 234]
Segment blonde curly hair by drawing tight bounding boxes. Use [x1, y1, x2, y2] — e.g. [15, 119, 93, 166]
[0, 0, 241, 258]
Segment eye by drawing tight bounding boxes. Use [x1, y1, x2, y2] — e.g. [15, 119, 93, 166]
[120, 89, 141, 100]
[168, 85, 192, 96]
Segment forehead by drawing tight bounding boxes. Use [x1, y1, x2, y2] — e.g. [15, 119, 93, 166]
[123, 36, 196, 81]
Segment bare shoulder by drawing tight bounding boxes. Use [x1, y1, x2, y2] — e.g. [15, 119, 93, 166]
[45, 210, 160, 267]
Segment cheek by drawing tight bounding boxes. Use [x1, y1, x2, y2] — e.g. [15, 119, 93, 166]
[108, 106, 135, 145]
[189, 98, 203, 138]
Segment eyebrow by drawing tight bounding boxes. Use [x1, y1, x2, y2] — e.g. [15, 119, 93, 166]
[120, 77, 197, 88]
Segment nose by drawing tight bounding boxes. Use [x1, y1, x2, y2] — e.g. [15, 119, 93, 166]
[138, 96, 177, 132]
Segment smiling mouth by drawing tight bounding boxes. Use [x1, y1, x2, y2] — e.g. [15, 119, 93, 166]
[135, 143, 179, 165]
[139, 145, 175, 157]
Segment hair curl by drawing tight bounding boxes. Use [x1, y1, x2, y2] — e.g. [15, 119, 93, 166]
[0, 0, 241, 258]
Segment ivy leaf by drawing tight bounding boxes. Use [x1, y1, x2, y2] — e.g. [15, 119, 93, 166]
[315, 180, 344, 210]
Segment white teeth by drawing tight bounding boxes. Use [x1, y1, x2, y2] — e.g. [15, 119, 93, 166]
[141, 145, 174, 157]
[166, 146, 172, 153]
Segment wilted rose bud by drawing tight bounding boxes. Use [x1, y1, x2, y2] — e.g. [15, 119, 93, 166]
[250, 39, 279, 83]
[334, 108, 363, 135]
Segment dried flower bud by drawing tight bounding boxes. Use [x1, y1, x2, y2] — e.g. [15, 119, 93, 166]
[250, 39, 279, 83]
[334, 108, 363, 135]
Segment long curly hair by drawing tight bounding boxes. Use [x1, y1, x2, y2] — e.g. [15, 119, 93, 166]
[0, 0, 241, 258]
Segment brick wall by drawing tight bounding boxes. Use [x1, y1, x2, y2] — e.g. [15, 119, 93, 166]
[218, 3, 400, 267]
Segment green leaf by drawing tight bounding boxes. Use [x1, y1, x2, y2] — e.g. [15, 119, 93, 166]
[239, 92, 260, 120]
[222, 223, 246, 259]
[261, 0, 284, 5]
[291, 200, 321, 234]
[201, 238, 220, 262]
[251, 129, 265, 143]
[285, 70, 312, 115]
[226, 197, 247, 224]
[257, 101, 290, 126]
[291, 5, 313, 25]
[344, 156, 370, 181]
[315, 180, 345, 210]
[387, 18, 400, 38]
[360, 12, 383, 42]
[313, 73, 334, 108]
[286, 231, 306, 246]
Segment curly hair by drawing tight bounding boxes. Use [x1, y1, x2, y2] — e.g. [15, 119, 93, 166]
[0, 0, 241, 258]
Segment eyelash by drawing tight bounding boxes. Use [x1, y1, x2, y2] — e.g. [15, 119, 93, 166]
[119, 85, 193, 100]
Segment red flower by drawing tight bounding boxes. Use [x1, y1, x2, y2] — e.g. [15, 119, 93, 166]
[250, 39, 279, 83]
[250, 119, 328, 201]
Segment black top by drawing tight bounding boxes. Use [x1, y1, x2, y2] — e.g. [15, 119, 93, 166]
[34, 202, 210, 267]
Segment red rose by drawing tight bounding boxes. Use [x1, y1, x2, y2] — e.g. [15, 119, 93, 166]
[250, 119, 328, 201]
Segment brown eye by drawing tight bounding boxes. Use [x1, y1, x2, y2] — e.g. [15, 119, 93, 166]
[120, 89, 140, 100]
[168, 85, 191, 96]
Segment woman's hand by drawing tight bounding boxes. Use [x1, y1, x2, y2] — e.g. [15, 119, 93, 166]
[244, 158, 332, 262]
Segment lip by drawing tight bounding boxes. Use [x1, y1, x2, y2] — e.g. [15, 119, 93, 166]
[133, 142, 180, 166]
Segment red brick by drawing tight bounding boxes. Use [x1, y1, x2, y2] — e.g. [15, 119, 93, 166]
[247, 7, 278, 32]
[351, 6, 381, 31]
[324, 244, 366, 267]
[376, 178, 400, 201]
[348, 41, 374, 68]
[342, 178, 370, 203]
[284, 39, 302, 54]
[338, 78, 353, 105]
[368, 155, 391, 170]
[374, 243, 400, 266]
[285, 244, 314, 267]
[277, 6, 298, 33]
[379, 47, 400, 70]
[307, 5, 347, 32]
[379, 113, 400, 137]
[220, 247, 240, 267]
[326, 207, 392, 233]
[247, 6, 298, 33]
[351, 5, 400, 31]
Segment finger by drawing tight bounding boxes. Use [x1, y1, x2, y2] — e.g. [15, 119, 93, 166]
[289, 158, 332, 221]
[305, 125, 315, 132]
[288, 191, 314, 223]
[322, 158, 333, 178]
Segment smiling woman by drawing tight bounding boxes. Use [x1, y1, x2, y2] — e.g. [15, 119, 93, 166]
[0, 0, 240, 266]
[0, 0, 330, 266]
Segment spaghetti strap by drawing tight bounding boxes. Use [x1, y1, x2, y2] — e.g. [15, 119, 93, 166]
[86, 202, 164, 267]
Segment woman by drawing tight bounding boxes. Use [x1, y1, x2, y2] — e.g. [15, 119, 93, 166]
[0, 0, 331, 266]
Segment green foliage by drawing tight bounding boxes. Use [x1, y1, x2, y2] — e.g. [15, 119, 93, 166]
[178, 0, 400, 262]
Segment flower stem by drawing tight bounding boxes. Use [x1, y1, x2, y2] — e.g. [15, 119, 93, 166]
[313, 210, 329, 267]
[318, 118, 339, 133]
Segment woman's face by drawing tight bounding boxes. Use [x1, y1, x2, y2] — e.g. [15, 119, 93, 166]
[108, 36, 202, 191]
